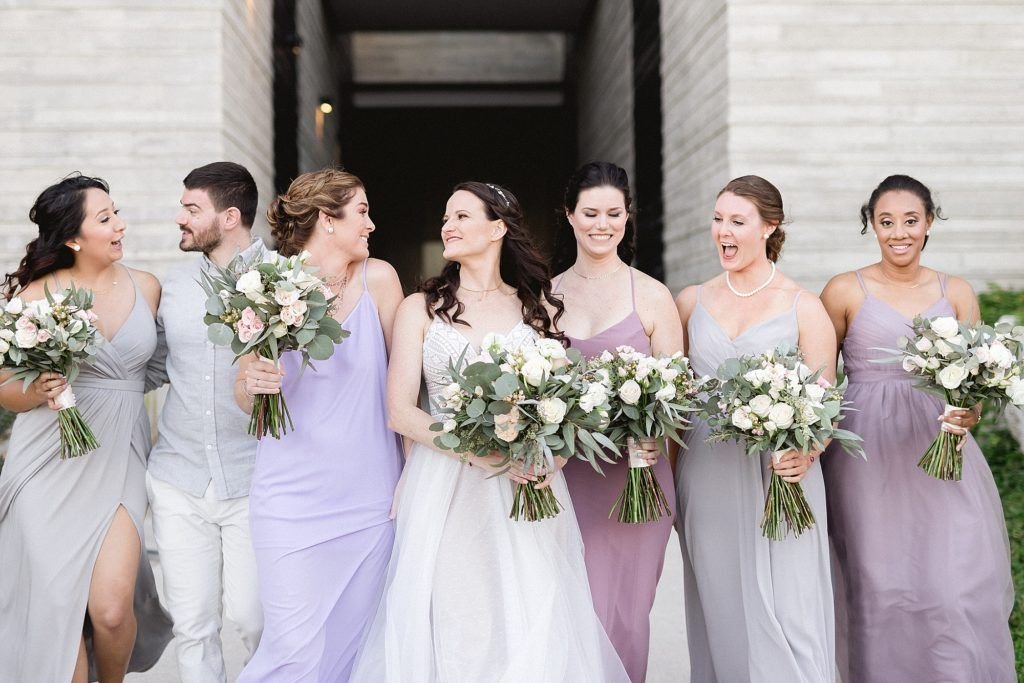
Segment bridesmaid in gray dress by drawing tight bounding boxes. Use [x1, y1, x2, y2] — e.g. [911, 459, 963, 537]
[0, 175, 172, 682]
[674, 176, 838, 682]
[820, 175, 1014, 681]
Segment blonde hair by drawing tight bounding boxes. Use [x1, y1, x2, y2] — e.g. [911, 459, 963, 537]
[266, 169, 364, 256]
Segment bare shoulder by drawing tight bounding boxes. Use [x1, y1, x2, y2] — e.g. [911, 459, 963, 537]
[398, 292, 429, 318]
[795, 287, 831, 326]
[943, 273, 977, 303]
[820, 270, 860, 309]
[632, 268, 674, 306]
[127, 267, 161, 313]
[365, 257, 401, 287]
[674, 283, 701, 321]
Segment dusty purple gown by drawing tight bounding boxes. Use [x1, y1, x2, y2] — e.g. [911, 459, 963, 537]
[238, 265, 404, 682]
[822, 271, 1015, 682]
[559, 268, 676, 682]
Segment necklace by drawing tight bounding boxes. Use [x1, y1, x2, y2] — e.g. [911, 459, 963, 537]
[71, 272, 119, 296]
[571, 261, 624, 281]
[323, 273, 350, 305]
[725, 262, 776, 298]
[878, 267, 928, 289]
[459, 283, 506, 302]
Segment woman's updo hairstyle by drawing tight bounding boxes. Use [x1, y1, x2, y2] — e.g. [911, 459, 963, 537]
[718, 175, 787, 263]
[2, 173, 109, 298]
[553, 161, 637, 273]
[859, 174, 945, 250]
[267, 169, 364, 256]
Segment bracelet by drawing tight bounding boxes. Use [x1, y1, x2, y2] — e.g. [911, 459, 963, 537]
[237, 378, 254, 399]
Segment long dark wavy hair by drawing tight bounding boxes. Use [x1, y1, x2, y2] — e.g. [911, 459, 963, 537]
[419, 181, 565, 341]
[552, 161, 637, 274]
[2, 174, 109, 298]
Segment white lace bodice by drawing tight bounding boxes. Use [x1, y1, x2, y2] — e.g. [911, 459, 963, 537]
[422, 317, 537, 418]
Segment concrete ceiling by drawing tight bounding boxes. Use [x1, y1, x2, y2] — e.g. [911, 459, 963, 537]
[326, 0, 592, 31]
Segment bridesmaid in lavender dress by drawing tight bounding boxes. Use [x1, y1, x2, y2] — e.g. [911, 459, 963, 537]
[552, 162, 683, 681]
[674, 176, 837, 682]
[820, 175, 1014, 681]
[235, 170, 404, 682]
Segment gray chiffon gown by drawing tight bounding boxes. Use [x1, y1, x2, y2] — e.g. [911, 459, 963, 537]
[0, 275, 172, 681]
[676, 288, 835, 683]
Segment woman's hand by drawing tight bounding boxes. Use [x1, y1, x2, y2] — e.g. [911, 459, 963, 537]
[31, 371, 68, 410]
[243, 359, 283, 396]
[770, 448, 819, 483]
[630, 437, 662, 466]
[939, 404, 981, 451]
[533, 456, 568, 490]
[473, 452, 541, 485]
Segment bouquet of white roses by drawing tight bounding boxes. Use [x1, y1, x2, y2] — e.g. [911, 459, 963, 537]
[584, 346, 713, 524]
[890, 315, 1024, 480]
[705, 346, 863, 540]
[430, 334, 616, 521]
[0, 284, 104, 458]
[199, 250, 349, 439]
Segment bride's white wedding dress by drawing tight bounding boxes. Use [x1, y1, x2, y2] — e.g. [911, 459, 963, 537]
[352, 317, 628, 682]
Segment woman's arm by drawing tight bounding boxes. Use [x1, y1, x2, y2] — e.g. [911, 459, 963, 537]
[640, 277, 685, 358]
[0, 370, 67, 412]
[820, 271, 856, 356]
[797, 292, 838, 385]
[365, 258, 404, 355]
[674, 285, 699, 355]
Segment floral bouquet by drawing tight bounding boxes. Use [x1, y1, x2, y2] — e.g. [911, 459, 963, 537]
[0, 284, 104, 458]
[199, 250, 349, 439]
[705, 346, 863, 540]
[584, 346, 713, 524]
[890, 315, 1024, 480]
[430, 334, 617, 521]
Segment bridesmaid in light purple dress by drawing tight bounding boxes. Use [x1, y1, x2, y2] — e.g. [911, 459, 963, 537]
[820, 175, 1014, 682]
[235, 170, 404, 682]
[552, 162, 684, 681]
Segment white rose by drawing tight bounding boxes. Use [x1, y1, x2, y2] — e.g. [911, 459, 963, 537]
[537, 397, 568, 425]
[988, 341, 1014, 369]
[618, 379, 642, 405]
[655, 384, 676, 401]
[937, 364, 969, 390]
[441, 382, 461, 400]
[481, 332, 506, 354]
[280, 305, 304, 326]
[1007, 377, 1024, 405]
[946, 334, 964, 348]
[599, 350, 614, 362]
[974, 344, 992, 364]
[767, 403, 795, 430]
[4, 298, 23, 315]
[914, 337, 933, 353]
[743, 369, 766, 387]
[273, 284, 300, 306]
[14, 327, 38, 348]
[0, 338, 8, 354]
[805, 383, 826, 403]
[660, 367, 679, 383]
[442, 419, 457, 433]
[271, 322, 288, 338]
[926, 357, 941, 370]
[536, 338, 567, 360]
[800, 403, 820, 425]
[763, 420, 778, 433]
[731, 409, 754, 430]
[748, 394, 774, 417]
[0, 329, 13, 341]
[520, 359, 549, 387]
[929, 316, 960, 339]
[236, 270, 264, 298]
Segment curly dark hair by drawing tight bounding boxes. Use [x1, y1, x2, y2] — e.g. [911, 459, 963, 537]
[553, 161, 637, 274]
[3, 173, 109, 298]
[419, 181, 565, 341]
[860, 174, 945, 251]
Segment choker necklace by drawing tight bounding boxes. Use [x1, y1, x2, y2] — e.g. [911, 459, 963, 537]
[459, 283, 506, 302]
[572, 261, 624, 281]
[726, 262, 776, 298]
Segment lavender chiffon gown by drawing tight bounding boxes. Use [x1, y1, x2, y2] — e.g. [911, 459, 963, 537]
[822, 271, 1014, 682]
[677, 287, 835, 683]
[238, 265, 403, 682]
[559, 268, 676, 682]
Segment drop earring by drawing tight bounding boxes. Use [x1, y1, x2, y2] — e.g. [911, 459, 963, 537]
[326, 221, 334, 234]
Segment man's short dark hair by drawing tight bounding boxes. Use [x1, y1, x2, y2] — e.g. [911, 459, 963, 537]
[183, 162, 258, 228]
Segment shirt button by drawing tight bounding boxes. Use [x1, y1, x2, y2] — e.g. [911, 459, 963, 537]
[206, 444, 213, 450]
[205, 410, 212, 416]
[204, 375, 211, 381]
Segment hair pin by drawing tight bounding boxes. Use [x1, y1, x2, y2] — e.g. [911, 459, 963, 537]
[486, 183, 510, 208]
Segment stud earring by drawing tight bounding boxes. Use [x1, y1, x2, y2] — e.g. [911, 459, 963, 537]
[70, 244, 81, 252]
[326, 222, 334, 234]
[762, 233, 769, 240]
[926, 230, 931, 236]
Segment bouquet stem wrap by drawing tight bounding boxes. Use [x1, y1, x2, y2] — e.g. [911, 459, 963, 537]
[610, 436, 672, 524]
[54, 385, 99, 459]
[761, 450, 815, 541]
[249, 355, 294, 440]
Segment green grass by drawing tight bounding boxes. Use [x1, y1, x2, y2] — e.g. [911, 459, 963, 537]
[978, 285, 1024, 675]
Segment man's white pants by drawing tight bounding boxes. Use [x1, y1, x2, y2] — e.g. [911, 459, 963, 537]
[147, 473, 263, 683]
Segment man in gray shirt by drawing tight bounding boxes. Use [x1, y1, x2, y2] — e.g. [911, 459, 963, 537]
[146, 162, 265, 682]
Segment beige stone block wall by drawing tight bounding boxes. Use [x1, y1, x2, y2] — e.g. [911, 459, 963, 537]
[0, 0, 274, 281]
[662, 0, 1024, 294]
[577, 0, 636, 180]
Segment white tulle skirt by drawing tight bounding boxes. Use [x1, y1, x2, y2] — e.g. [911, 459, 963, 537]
[351, 442, 628, 682]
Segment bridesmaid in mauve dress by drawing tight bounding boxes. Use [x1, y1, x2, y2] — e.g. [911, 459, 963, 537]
[552, 162, 684, 681]
[235, 170, 404, 682]
[674, 176, 837, 682]
[820, 175, 1014, 682]
[0, 175, 172, 682]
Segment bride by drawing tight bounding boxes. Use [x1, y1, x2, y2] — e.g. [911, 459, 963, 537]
[352, 182, 627, 681]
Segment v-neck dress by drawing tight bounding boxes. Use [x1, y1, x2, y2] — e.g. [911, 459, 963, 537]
[822, 271, 1014, 681]
[0, 272, 173, 681]
[676, 287, 835, 683]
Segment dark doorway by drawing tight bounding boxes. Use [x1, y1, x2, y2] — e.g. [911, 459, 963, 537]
[344, 105, 575, 290]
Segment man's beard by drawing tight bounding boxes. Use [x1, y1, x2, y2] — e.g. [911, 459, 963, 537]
[180, 217, 223, 254]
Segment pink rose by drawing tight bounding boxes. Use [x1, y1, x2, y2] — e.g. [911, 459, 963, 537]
[36, 329, 52, 343]
[236, 307, 265, 343]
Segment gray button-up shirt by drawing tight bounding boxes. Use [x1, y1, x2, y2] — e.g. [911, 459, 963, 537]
[146, 239, 268, 500]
